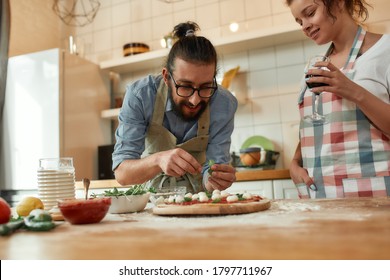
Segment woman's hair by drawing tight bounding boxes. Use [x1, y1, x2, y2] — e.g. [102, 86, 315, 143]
[285, 0, 371, 23]
[165, 21, 217, 74]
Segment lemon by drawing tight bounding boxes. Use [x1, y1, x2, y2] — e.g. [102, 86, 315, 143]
[16, 196, 44, 217]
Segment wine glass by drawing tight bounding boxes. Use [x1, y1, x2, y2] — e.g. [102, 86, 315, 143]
[303, 55, 330, 124]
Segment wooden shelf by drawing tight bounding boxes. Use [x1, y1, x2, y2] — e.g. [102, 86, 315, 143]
[99, 24, 305, 74]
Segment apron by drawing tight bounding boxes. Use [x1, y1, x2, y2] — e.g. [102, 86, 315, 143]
[297, 26, 390, 198]
[142, 79, 210, 193]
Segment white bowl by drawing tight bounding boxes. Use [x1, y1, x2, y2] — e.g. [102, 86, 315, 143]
[108, 193, 150, 214]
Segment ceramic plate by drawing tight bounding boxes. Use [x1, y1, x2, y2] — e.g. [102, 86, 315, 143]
[241, 135, 274, 151]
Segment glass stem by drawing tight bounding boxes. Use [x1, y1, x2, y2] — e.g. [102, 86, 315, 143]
[313, 93, 320, 118]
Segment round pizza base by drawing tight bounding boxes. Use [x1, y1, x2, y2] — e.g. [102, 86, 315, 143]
[152, 199, 271, 216]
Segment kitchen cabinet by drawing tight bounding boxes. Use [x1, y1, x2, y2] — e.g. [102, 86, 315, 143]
[273, 179, 299, 199]
[100, 24, 306, 119]
[228, 179, 298, 199]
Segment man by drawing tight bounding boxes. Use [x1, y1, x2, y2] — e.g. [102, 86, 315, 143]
[112, 22, 237, 193]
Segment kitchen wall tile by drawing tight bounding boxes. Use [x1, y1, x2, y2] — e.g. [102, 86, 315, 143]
[174, 0, 196, 12]
[234, 100, 253, 128]
[174, 8, 196, 26]
[249, 69, 278, 98]
[275, 42, 304, 67]
[271, 0, 290, 14]
[131, 20, 152, 43]
[279, 93, 300, 122]
[303, 40, 330, 59]
[131, 0, 152, 22]
[112, 25, 132, 54]
[368, 21, 390, 33]
[94, 29, 112, 53]
[93, 6, 112, 32]
[249, 47, 276, 71]
[99, 0, 112, 8]
[231, 126, 255, 153]
[196, 0, 219, 7]
[152, 14, 174, 40]
[245, 0, 271, 19]
[252, 96, 281, 125]
[112, 2, 131, 27]
[199, 27, 222, 41]
[220, 21, 247, 37]
[220, 51, 249, 73]
[196, 3, 220, 31]
[246, 16, 273, 32]
[230, 72, 249, 105]
[220, 0, 246, 26]
[272, 13, 295, 26]
[277, 64, 305, 94]
[281, 121, 300, 168]
[152, 0, 173, 17]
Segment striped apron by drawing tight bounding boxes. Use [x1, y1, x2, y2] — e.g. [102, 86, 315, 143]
[142, 80, 209, 193]
[297, 26, 390, 198]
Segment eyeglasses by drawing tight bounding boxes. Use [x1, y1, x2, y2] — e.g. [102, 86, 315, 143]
[169, 72, 217, 98]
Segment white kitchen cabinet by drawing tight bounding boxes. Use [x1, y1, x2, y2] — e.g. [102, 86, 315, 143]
[273, 179, 299, 199]
[227, 180, 274, 199]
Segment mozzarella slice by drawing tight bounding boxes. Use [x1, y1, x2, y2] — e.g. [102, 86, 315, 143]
[198, 193, 209, 202]
[211, 193, 222, 201]
[226, 194, 239, 202]
[242, 192, 253, 199]
[175, 195, 185, 203]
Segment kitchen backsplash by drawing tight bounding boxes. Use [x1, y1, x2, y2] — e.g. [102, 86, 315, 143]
[73, 0, 390, 169]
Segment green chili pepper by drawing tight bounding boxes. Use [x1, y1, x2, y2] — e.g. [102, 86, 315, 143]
[24, 209, 56, 232]
[0, 220, 24, 236]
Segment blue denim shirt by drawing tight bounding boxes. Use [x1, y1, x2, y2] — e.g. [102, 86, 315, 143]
[112, 74, 237, 179]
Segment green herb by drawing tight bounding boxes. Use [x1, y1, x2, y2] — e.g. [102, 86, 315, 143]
[92, 184, 155, 198]
[208, 159, 215, 175]
[184, 197, 192, 202]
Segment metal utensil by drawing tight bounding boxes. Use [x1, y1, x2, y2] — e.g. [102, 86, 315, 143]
[83, 178, 90, 200]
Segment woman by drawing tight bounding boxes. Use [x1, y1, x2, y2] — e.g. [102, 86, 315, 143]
[287, 0, 390, 198]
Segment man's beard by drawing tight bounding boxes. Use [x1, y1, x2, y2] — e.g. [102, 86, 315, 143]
[167, 85, 208, 121]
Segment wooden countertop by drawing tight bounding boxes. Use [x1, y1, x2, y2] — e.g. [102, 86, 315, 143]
[75, 169, 291, 190]
[1, 197, 389, 260]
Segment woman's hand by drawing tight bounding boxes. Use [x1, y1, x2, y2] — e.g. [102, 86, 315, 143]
[308, 60, 390, 136]
[290, 159, 316, 191]
[205, 163, 236, 191]
[307, 60, 362, 101]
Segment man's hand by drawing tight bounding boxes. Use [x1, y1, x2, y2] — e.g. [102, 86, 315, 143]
[205, 163, 236, 191]
[157, 148, 202, 177]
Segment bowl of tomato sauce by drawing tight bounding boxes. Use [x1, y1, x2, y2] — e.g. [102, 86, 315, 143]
[57, 197, 111, 225]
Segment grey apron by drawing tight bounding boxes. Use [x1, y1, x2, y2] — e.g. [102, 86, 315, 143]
[142, 80, 210, 193]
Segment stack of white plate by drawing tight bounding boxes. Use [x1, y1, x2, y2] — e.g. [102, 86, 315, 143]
[37, 170, 75, 210]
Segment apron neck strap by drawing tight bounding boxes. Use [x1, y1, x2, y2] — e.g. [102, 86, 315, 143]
[327, 26, 366, 71]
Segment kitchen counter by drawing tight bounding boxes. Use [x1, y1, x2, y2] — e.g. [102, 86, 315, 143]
[75, 169, 291, 190]
[1, 197, 389, 260]
[235, 168, 290, 181]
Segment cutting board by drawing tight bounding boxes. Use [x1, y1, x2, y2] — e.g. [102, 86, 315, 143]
[152, 199, 271, 216]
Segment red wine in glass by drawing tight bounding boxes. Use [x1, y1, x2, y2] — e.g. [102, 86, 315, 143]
[305, 75, 329, 90]
[303, 55, 330, 124]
